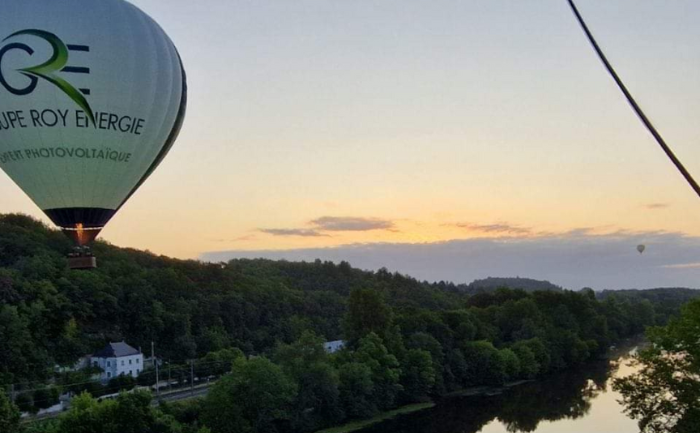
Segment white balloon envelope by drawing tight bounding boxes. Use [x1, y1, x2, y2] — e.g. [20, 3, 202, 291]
[0, 0, 186, 245]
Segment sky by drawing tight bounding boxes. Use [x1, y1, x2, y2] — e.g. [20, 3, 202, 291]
[2, 1, 700, 289]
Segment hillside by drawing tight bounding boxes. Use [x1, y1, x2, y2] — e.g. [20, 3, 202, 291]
[0, 214, 465, 385]
[460, 277, 563, 294]
[1, 213, 698, 390]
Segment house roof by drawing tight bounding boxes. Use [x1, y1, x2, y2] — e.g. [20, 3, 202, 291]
[323, 340, 345, 353]
[93, 342, 140, 358]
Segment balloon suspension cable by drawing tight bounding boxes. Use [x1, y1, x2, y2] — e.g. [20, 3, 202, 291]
[567, 0, 700, 200]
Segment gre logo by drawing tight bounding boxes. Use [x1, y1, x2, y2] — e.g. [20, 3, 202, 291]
[0, 29, 94, 122]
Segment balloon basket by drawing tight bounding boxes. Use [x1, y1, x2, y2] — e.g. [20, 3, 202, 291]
[68, 247, 97, 270]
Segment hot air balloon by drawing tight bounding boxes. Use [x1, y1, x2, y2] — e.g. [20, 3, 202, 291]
[637, 245, 646, 254]
[0, 0, 187, 268]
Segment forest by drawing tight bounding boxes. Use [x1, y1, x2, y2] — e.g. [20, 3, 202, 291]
[0, 213, 698, 433]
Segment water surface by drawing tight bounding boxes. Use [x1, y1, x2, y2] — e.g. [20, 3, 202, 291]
[359, 347, 640, 433]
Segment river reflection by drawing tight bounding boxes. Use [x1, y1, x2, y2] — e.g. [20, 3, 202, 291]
[358, 348, 640, 433]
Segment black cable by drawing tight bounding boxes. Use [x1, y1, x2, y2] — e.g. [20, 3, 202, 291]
[567, 0, 700, 199]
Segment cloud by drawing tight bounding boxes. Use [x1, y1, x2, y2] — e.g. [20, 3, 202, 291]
[208, 235, 258, 243]
[259, 228, 329, 237]
[644, 203, 670, 210]
[450, 222, 531, 235]
[662, 262, 700, 269]
[232, 235, 258, 242]
[310, 216, 396, 232]
[258, 216, 396, 237]
[202, 229, 700, 291]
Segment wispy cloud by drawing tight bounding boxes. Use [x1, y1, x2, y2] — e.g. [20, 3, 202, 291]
[259, 228, 329, 237]
[450, 222, 532, 235]
[644, 203, 670, 210]
[311, 216, 396, 232]
[259, 216, 396, 238]
[208, 235, 259, 243]
[662, 262, 700, 269]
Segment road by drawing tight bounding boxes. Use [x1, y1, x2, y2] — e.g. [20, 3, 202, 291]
[23, 382, 214, 424]
[155, 385, 210, 403]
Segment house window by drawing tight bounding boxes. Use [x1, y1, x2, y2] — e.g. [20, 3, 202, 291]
[121, 360, 125, 366]
[107, 372, 112, 378]
[129, 370, 132, 376]
[107, 361, 111, 367]
[136, 359, 140, 364]
[129, 359, 132, 365]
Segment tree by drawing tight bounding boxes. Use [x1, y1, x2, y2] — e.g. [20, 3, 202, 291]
[511, 342, 539, 379]
[614, 299, 700, 433]
[56, 391, 181, 433]
[353, 333, 402, 410]
[461, 341, 506, 386]
[198, 347, 244, 378]
[499, 348, 521, 382]
[201, 357, 297, 433]
[107, 375, 136, 394]
[0, 392, 20, 433]
[441, 309, 476, 343]
[0, 305, 43, 385]
[338, 362, 375, 419]
[291, 362, 343, 432]
[33, 387, 60, 410]
[400, 349, 435, 402]
[274, 332, 327, 375]
[275, 332, 343, 431]
[406, 332, 445, 394]
[342, 289, 393, 343]
[14, 393, 33, 414]
[445, 348, 468, 389]
[496, 299, 542, 343]
[517, 338, 551, 375]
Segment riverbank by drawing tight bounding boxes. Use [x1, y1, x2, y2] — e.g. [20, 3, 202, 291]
[316, 380, 533, 433]
[316, 402, 435, 433]
[444, 379, 534, 398]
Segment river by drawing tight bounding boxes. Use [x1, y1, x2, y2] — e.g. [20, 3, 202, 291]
[357, 344, 642, 433]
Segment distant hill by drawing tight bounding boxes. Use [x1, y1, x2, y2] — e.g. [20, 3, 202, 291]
[459, 276, 563, 295]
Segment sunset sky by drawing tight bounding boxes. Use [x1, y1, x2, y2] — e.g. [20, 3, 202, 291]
[2, 0, 700, 289]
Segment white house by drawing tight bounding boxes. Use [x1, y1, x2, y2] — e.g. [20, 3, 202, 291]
[323, 340, 345, 354]
[91, 342, 144, 382]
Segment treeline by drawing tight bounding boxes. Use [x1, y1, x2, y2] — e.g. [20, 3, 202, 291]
[12, 284, 685, 433]
[597, 288, 700, 325]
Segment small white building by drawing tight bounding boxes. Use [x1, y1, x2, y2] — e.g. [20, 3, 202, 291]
[91, 342, 144, 382]
[323, 340, 345, 354]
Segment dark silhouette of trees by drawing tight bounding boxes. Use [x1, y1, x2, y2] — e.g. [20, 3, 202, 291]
[614, 299, 700, 433]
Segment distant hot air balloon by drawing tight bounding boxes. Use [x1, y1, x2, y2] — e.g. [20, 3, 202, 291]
[637, 245, 646, 254]
[0, 0, 187, 267]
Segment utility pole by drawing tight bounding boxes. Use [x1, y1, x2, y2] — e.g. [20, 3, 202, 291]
[152, 341, 160, 399]
[168, 360, 171, 392]
[190, 360, 195, 396]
